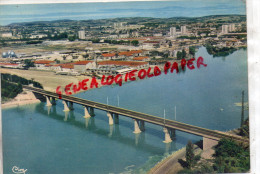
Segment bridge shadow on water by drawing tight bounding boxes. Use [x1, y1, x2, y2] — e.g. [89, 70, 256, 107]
[35, 103, 181, 155]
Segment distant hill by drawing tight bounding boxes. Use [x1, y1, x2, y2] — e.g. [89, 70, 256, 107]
[7, 15, 246, 27]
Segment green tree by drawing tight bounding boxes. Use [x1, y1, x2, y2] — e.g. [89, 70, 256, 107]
[131, 40, 139, 46]
[24, 59, 35, 69]
[68, 35, 76, 41]
[189, 46, 196, 57]
[83, 54, 89, 60]
[177, 51, 182, 60]
[169, 41, 172, 47]
[182, 49, 186, 59]
[54, 59, 60, 63]
[186, 140, 195, 169]
[240, 118, 249, 138]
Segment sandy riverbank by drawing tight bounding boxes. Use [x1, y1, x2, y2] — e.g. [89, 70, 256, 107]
[0, 68, 99, 92]
[1, 90, 41, 109]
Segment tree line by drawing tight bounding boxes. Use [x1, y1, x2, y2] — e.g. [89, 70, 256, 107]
[1, 73, 43, 101]
[205, 44, 237, 57]
[178, 118, 250, 173]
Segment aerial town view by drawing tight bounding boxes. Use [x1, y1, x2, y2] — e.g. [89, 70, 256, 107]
[1, 0, 249, 174]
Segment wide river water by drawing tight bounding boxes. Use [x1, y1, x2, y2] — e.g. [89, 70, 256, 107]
[2, 47, 248, 174]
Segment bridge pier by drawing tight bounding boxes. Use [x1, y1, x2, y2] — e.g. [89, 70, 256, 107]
[51, 97, 56, 105]
[170, 129, 176, 140]
[140, 120, 145, 131]
[135, 133, 140, 145]
[70, 111, 75, 121]
[114, 114, 119, 124]
[45, 96, 52, 106]
[47, 106, 51, 115]
[133, 119, 141, 134]
[89, 107, 95, 116]
[107, 112, 114, 125]
[108, 125, 113, 137]
[63, 101, 70, 112]
[69, 102, 74, 110]
[64, 111, 69, 121]
[84, 106, 91, 118]
[85, 117, 90, 128]
[165, 142, 171, 155]
[163, 127, 172, 143]
[114, 124, 120, 136]
[203, 137, 218, 150]
[52, 106, 57, 115]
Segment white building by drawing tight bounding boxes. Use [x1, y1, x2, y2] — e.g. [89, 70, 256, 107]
[114, 22, 127, 29]
[78, 30, 86, 39]
[170, 27, 176, 37]
[222, 25, 229, 34]
[119, 33, 129, 38]
[30, 34, 47, 39]
[228, 24, 236, 32]
[132, 31, 139, 37]
[0, 32, 12, 38]
[153, 33, 163, 37]
[181, 26, 187, 35]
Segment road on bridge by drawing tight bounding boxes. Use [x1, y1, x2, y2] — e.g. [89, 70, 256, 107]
[24, 85, 248, 144]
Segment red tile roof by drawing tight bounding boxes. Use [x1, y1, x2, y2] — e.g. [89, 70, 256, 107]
[98, 61, 148, 67]
[72, 61, 93, 65]
[133, 56, 149, 60]
[143, 41, 160, 44]
[118, 50, 142, 56]
[102, 53, 116, 57]
[34, 60, 55, 64]
[130, 50, 142, 54]
[0, 63, 19, 66]
[53, 63, 74, 69]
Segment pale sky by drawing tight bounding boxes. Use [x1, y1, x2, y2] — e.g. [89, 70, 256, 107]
[0, 0, 172, 5]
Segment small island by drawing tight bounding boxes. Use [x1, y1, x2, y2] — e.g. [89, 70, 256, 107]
[205, 44, 238, 57]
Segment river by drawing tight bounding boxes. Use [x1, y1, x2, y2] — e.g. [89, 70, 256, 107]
[2, 47, 248, 174]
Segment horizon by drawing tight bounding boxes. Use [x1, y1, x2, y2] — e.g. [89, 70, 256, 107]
[0, 1, 246, 26]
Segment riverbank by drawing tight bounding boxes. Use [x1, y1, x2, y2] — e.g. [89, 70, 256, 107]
[148, 127, 247, 174]
[148, 147, 186, 174]
[1, 90, 41, 109]
[148, 144, 204, 174]
[0, 68, 98, 92]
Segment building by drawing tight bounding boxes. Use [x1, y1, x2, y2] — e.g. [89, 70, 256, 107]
[73, 60, 94, 73]
[153, 33, 163, 37]
[34, 60, 55, 70]
[78, 30, 86, 40]
[170, 27, 176, 37]
[132, 31, 139, 37]
[222, 25, 229, 34]
[91, 60, 148, 75]
[0, 32, 12, 38]
[29, 34, 47, 39]
[181, 26, 187, 35]
[228, 24, 236, 32]
[0, 63, 23, 69]
[114, 22, 127, 29]
[102, 53, 116, 60]
[119, 33, 130, 38]
[2, 51, 16, 58]
[133, 56, 150, 61]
